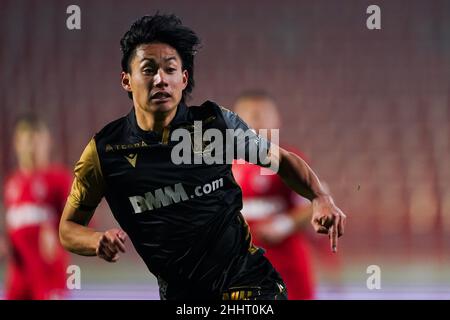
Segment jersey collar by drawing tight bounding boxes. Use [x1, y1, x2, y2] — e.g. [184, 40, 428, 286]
[127, 102, 189, 141]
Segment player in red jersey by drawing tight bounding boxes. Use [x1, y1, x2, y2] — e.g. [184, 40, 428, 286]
[2, 115, 72, 299]
[232, 91, 315, 299]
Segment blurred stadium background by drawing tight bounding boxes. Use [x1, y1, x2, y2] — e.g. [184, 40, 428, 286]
[1, 0, 449, 299]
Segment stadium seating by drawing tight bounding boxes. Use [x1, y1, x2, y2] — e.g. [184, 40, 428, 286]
[0, 0, 449, 258]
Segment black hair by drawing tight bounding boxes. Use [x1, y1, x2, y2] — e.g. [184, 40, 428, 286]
[14, 113, 47, 132]
[120, 14, 201, 101]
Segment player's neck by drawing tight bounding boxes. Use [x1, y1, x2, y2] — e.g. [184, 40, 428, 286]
[135, 105, 177, 134]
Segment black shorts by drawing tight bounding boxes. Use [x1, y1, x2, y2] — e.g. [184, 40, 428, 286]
[222, 251, 288, 300]
[158, 255, 288, 300]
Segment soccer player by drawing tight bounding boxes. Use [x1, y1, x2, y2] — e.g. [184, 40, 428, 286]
[2, 115, 72, 299]
[59, 14, 346, 300]
[232, 91, 315, 299]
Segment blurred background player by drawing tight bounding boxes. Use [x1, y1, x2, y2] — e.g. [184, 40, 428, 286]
[1, 115, 72, 299]
[232, 91, 315, 299]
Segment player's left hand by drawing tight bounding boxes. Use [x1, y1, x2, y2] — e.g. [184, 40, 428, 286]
[311, 195, 346, 253]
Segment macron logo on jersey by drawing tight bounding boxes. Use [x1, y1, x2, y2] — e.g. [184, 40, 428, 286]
[128, 178, 224, 213]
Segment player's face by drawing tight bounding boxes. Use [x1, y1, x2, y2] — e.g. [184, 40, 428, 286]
[122, 43, 188, 114]
[234, 98, 281, 131]
[14, 127, 51, 168]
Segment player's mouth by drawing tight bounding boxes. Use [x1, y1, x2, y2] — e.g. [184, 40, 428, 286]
[150, 91, 171, 103]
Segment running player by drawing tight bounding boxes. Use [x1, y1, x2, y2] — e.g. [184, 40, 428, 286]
[59, 14, 346, 300]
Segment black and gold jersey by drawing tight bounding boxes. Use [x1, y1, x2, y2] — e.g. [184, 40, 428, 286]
[67, 100, 277, 300]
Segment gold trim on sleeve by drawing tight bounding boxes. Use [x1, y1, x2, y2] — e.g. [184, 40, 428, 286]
[67, 138, 105, 211]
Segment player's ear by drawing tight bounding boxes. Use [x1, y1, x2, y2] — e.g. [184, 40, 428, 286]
[121, 72, 132, 93]
[182, 70, 188, 90]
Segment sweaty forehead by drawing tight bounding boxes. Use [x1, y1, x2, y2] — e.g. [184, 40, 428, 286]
[134, 43, 181, 63]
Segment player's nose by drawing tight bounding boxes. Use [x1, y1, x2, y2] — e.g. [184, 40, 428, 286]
[153, 69, 167, 87]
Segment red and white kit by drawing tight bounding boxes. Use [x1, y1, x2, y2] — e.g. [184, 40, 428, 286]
[232, 150, 315, 299]
[3, 166, 71, 300]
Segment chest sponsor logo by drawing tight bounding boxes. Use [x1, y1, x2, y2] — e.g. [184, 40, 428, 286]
[129, 178, 224, 213]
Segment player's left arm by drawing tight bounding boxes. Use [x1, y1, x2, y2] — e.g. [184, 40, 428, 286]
[221, 106, 346, 251]
[268, 146, 346, 252]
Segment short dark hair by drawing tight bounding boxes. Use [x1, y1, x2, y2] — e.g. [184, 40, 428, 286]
[14, 114, 47, 133]
[120, 14, 201, 101]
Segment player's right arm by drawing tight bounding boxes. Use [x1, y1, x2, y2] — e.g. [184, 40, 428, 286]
[60, 204, 126, 261]
[59, 138, 126, 262]
[59, 203, 101, 256]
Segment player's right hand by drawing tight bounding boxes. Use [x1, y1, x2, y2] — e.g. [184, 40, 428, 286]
[96, 228, 127, 262]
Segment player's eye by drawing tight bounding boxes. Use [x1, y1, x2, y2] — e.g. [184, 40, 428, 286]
[142, 66, 156, 75]
[166, 67, 177, 73]
[142, 64, 158, 75]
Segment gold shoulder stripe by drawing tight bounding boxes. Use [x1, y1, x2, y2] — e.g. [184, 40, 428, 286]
[68, 138, 105, 211]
